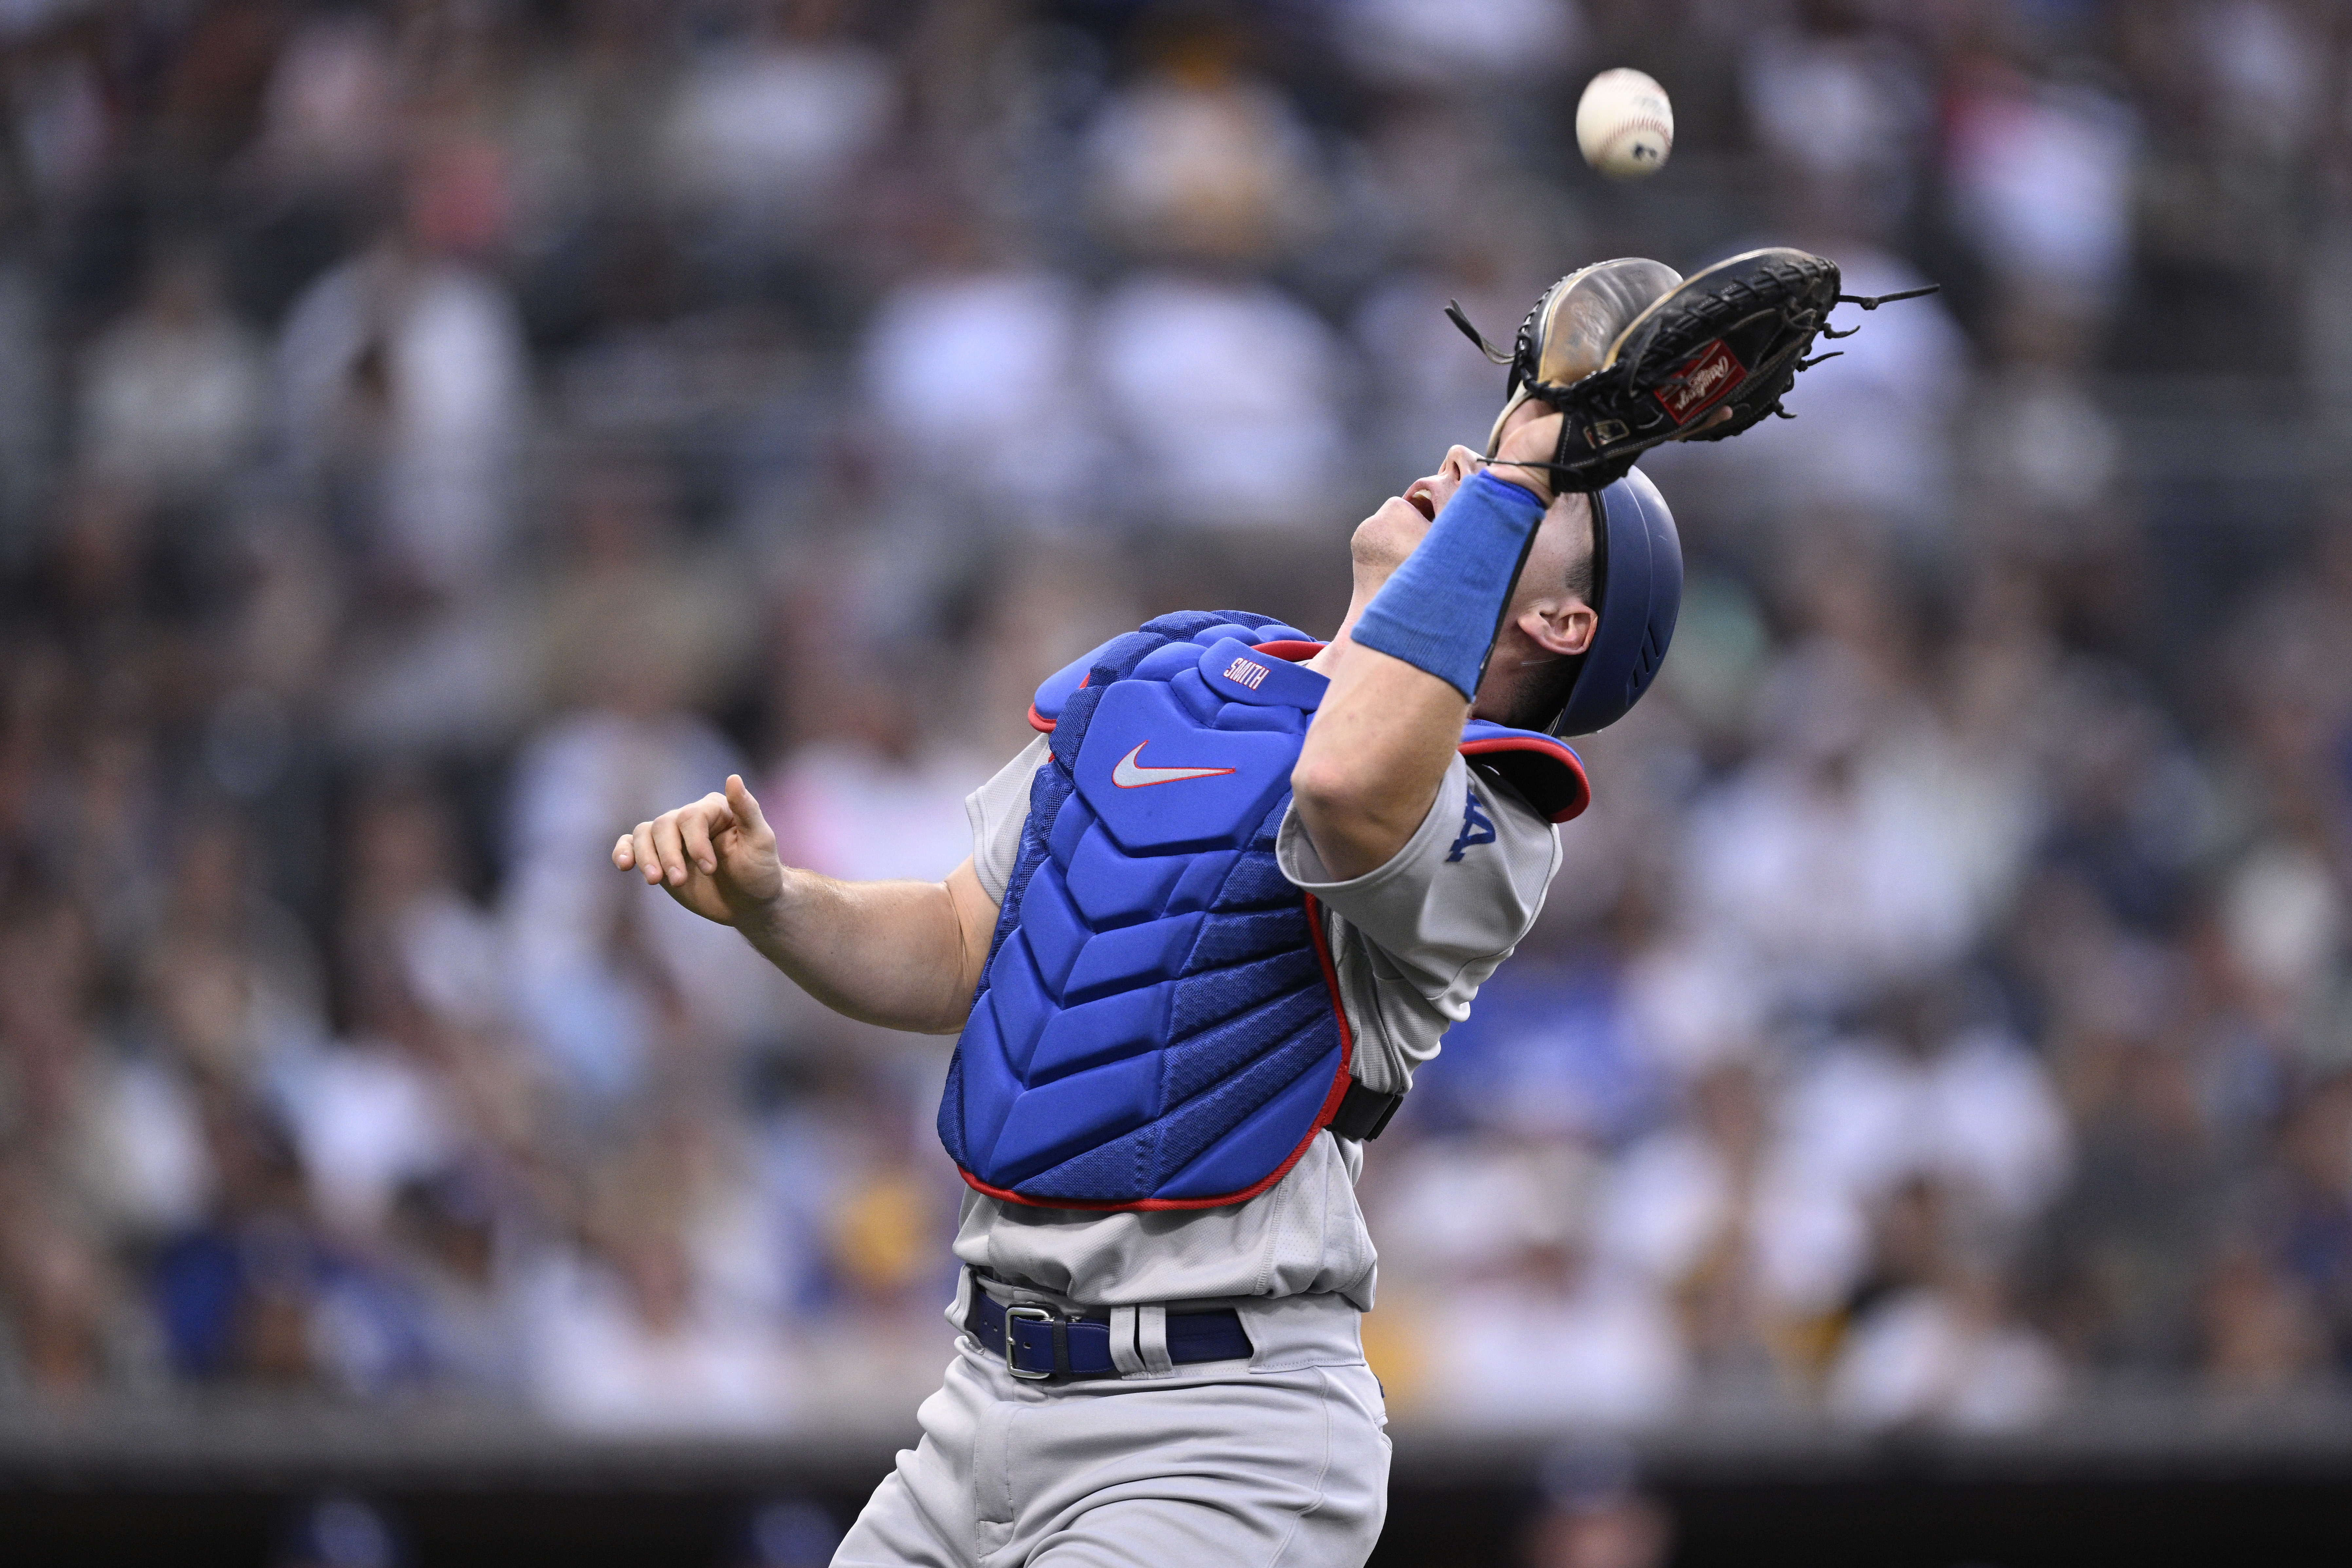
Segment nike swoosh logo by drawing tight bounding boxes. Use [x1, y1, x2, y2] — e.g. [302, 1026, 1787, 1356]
[1111, 742, 1237, 788]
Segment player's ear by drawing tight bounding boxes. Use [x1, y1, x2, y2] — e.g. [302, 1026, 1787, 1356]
[1518, 599, 1597, 658]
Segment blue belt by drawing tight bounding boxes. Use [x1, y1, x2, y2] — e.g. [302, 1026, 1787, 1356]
[965, 1284, 1253, 1381]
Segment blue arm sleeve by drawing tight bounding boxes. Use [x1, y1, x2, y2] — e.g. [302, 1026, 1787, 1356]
[1348, 470, 1548, 701]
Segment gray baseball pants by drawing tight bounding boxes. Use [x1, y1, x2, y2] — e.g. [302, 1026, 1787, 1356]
[832, 1291, 1390, 1568]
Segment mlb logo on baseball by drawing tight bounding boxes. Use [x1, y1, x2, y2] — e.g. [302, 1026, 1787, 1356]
[1576, 68, 1674, 180]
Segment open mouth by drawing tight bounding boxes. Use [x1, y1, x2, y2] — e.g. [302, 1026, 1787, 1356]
[1404, 486, 1437, 522]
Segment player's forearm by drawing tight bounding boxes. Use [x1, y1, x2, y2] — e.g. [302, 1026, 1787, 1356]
[734, 867, 989, 1034]
[1295, 469, 1548, 880]
[1293, 638, 1465, 881]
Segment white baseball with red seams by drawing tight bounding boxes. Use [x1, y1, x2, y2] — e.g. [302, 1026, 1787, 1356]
[1576, 67, 1674, 179]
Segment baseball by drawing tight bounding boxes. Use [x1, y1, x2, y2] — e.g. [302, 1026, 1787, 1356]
[1576, 68, 1674, 179]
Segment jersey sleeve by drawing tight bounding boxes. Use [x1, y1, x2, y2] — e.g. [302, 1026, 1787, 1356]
[1275, 754, 1562, 1093]
[965, 734, 1052, 904]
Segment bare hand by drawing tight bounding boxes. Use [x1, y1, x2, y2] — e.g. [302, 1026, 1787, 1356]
[612, 774, 785, 928]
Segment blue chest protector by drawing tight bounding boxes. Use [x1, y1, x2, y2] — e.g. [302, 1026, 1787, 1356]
[937, 610, 1591, 1211]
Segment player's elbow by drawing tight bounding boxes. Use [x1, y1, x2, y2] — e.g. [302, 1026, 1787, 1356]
[1291, 755, 1417, 879]
[1290, 751, 1370, 823]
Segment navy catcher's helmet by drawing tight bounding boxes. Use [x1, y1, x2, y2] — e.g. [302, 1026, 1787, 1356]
[1549, 467, 1681, 737]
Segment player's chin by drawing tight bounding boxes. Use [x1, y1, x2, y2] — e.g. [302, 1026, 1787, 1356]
[1352, 494, 1434, 569]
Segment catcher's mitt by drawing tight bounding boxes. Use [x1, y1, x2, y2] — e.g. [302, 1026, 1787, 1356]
[1448, 248, 1938, 492]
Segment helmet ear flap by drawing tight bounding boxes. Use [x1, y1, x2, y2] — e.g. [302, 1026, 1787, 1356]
[1549, 468, 1682, 737]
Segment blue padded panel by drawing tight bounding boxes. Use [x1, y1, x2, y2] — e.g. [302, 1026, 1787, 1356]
[1169, 948, 1322, 1036]
[1073, 683, 1297, 855]
[1134, 641, 1209, 683]
[1063, 912, 1205, 1004]
[983, 934, 1053, 1076]
[1047, 682, 1102, 770]
[1161, 986, 1327, 1105]
[1192, 622, 1263, 646]
[1016, 1125, 1158, 1204]
[1087, 630, 1165, 682]
[1154, 1016, 1336, 1185]
[1159, 1037, 1343, 1199]
[1189, 908, 1306, 969]
[1047, 789, 1094, 869]
[1169, 667, 1224, 725]
[1166, 848, 1239, 914]
[952, 1004, 1022, 1168]
[1210, 853, 1299, 911]
[986, 1052, 1164, 1185]
[1013, 878, 1088, 999]
[1214, 704, 1297, 733]
[1028, 983, 1170, 1083]
[1064, 823, 1185, 928]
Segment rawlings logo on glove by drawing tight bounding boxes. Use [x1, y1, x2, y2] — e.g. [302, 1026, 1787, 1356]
[1449, 248, 1938, 493]
[1655, 339, 1746, 423]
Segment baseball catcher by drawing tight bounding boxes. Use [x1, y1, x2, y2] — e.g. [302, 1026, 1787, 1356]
[614, 246, 1923, 1567]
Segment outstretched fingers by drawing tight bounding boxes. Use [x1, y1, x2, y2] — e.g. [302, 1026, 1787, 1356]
[679, 792, 730, 875]
[630, 820, 664, 884]
[649, 811, 696, 886]
[616, 782, 764, 889]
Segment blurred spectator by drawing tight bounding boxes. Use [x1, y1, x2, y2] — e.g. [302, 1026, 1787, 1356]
[857, 220, 1103, 528]
[1095, 271, 1348, 532]
[524, 1129, 800, 1433]
[503, 693, 783, 1105]
[1946, 68, 2138, 332]
[662, 0, 899, 248]
[1384, 1135, 1687, 1425]
[1085, 16, 1325, 265]
[1596, 1058, 1865, 1377]
[1339, 0, 1583, 93]
[1743, 15, 1933, 234]
[0, 258, 50, 553]
[277, 153, 530, 599]
[1825, 1177, 2067, 1431]
[77, 253, 267, 505]
[2197, 1243, 2330, 1395]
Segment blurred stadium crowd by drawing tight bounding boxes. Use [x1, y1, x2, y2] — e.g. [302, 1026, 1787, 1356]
[2, 0, 2351, 1448]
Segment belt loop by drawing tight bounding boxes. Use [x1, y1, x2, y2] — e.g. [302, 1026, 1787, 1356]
[1137, 1304, 1173, 1377]
[1108, 1306, 1145, 1377]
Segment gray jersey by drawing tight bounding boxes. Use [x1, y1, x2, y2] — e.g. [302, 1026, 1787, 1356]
[948, 735, 1562, 1309]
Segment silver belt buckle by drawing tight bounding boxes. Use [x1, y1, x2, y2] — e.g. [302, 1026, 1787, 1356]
[1003, 1304, 1058, 1380]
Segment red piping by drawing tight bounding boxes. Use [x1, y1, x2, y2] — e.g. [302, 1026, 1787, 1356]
[1457, 736, 1591, 823]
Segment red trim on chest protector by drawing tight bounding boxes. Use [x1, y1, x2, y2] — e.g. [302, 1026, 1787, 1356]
[1459, 736, 1591, 823]
[955, 891, 1356, 1213]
